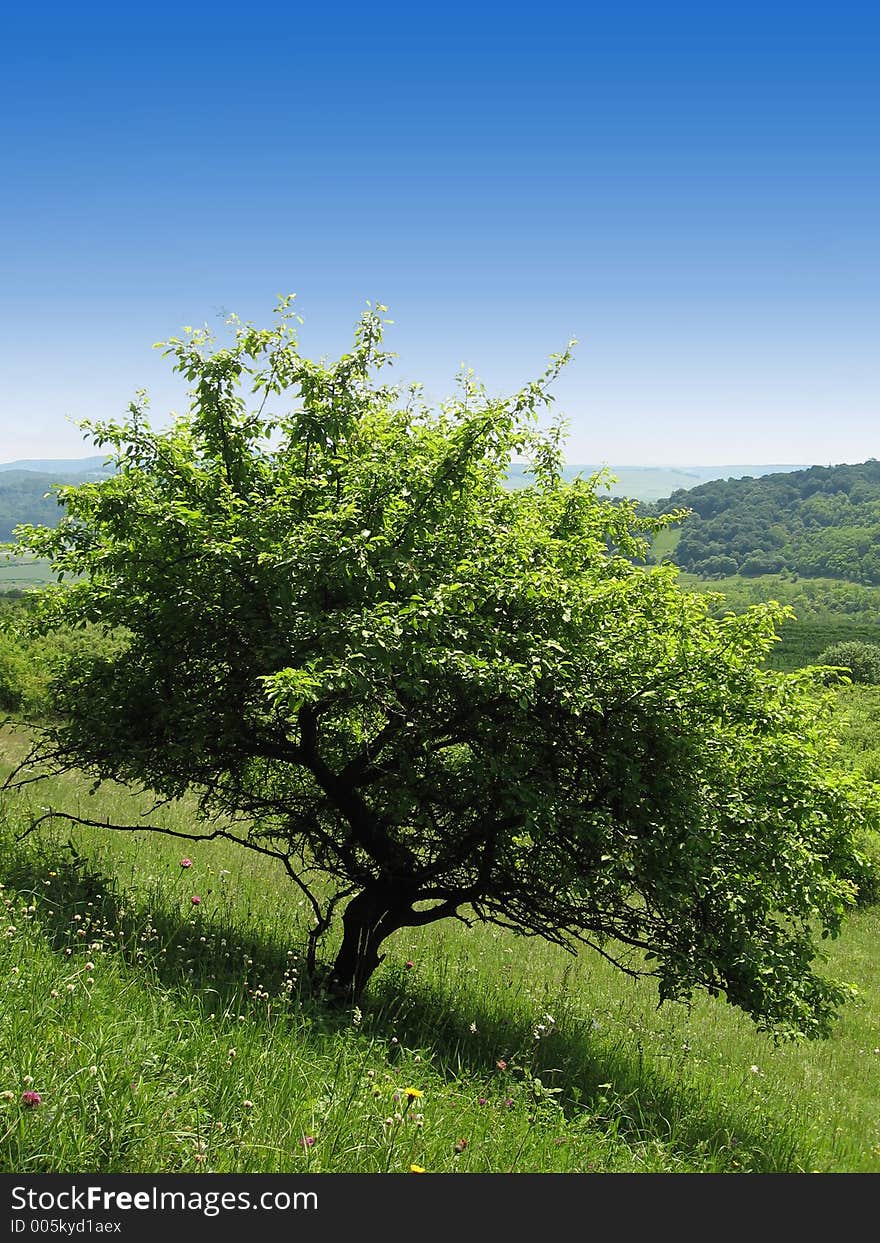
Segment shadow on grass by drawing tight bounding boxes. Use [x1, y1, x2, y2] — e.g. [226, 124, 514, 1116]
[1, 827, 811, 1172]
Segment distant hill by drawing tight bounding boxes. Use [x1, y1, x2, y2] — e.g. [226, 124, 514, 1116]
[0, 454, 825, 546]
[506, 463, 809, 503]
[0, 462, 113, 543]
[653, 459, 880, 585]
[0, 455, 112, 476]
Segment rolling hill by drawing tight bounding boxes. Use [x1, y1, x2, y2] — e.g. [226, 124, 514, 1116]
[653, 459, 880, 585]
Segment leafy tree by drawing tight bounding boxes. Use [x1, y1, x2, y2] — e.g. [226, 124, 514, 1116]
[818, 641, 880, 686]
[5, 301, 879, 1035]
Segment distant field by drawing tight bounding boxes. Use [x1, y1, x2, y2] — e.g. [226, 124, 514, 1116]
[768, 621, 880, 673]
[678, 572, 880, 623]
[676, 571, 880, 672]
[650, 528, 681, 561]
[0, 556, 54, 591]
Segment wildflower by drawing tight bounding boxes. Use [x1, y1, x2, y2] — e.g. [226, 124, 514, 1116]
[242, 1100, 254, 1110]
[503, 1097, 514, 1108]
[21, 1091, 42, 1108]
[454, 1138, 469, 1153]
[301, 1135, 316, 1147]
[1, 1091, 15, 1101]
[478, 1097, 488, 1106]
[496, 1059, 508, 1071]
[405, 960, 414, 970]
[179, 858, 193, 869]
[749, 1065, 760, 1074]
[469, 1022, 477, 1034]
[409, 1165, 426, 1173]
[191, 896, 201, 906]
[85, 962, 95, 972]
[404, 1087, 423, 1100]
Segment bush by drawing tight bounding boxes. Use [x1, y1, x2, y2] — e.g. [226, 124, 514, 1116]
[817, 641, 880, 685]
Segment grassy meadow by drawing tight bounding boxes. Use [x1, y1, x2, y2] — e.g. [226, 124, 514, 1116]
[1, 702, 880, 1175]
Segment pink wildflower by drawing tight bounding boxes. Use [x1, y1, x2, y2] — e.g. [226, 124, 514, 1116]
[21, 1091, 42, 1108]
[302, 1135, 316, 1148]
[180, 858, 193, 869]
[190, 896, 201, 906]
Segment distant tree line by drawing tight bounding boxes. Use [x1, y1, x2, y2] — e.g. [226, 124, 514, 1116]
[652, 460, 880, 585]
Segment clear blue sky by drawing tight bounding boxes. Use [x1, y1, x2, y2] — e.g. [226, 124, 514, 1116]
[1, 1, 877, 467]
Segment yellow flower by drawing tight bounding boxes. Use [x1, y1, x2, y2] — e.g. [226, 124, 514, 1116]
[409, 1164, 426, 1173]
[404, 1087, 423, 1099]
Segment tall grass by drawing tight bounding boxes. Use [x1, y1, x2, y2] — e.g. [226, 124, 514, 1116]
[0, 727, 879, 1174]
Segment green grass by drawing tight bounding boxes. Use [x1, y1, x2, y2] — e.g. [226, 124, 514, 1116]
[832, 685, 880, 784]
[650, 528, 681, 562]
[676, 572, 880, 672]
[1, 726, 879, 1174]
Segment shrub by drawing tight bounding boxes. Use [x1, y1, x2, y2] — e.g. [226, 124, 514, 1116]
[817, 641, 880, 685]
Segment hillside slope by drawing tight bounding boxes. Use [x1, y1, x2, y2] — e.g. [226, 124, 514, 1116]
[0, 466, 111, 542]
[655, 460, 880, 585]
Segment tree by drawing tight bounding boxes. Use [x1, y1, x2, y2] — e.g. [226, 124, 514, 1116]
[6, 300, 878, 1036]
[818, 641, 880, 686]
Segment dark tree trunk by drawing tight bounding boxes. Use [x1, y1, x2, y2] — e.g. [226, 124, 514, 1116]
[329, 886, 403, 1000]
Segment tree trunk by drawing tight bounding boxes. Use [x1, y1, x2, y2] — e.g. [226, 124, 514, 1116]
[329, 886, 402, 1000]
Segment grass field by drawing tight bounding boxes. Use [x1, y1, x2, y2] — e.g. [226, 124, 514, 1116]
[1, 715, 879, 1175]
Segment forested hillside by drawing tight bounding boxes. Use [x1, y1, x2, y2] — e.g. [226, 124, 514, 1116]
[656, 460, 880, 584]
[0, 471, 74, 542]
[0, 464, 112, 541]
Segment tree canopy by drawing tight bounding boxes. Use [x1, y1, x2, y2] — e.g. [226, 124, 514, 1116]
[6, 300, 878, 1036]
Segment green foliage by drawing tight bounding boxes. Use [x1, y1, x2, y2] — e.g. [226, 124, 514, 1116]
[0, 597, 126, 718]
[0, 631, 32, 712]
[679, 572, 880, 625]
[817, 641, 880, 686]
[6, 299, 879, 1037]
[833, 686, 880, 784]
[655, 461, 880, 585]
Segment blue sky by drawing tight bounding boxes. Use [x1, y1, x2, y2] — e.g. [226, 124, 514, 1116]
[1, 1, 877, 467]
